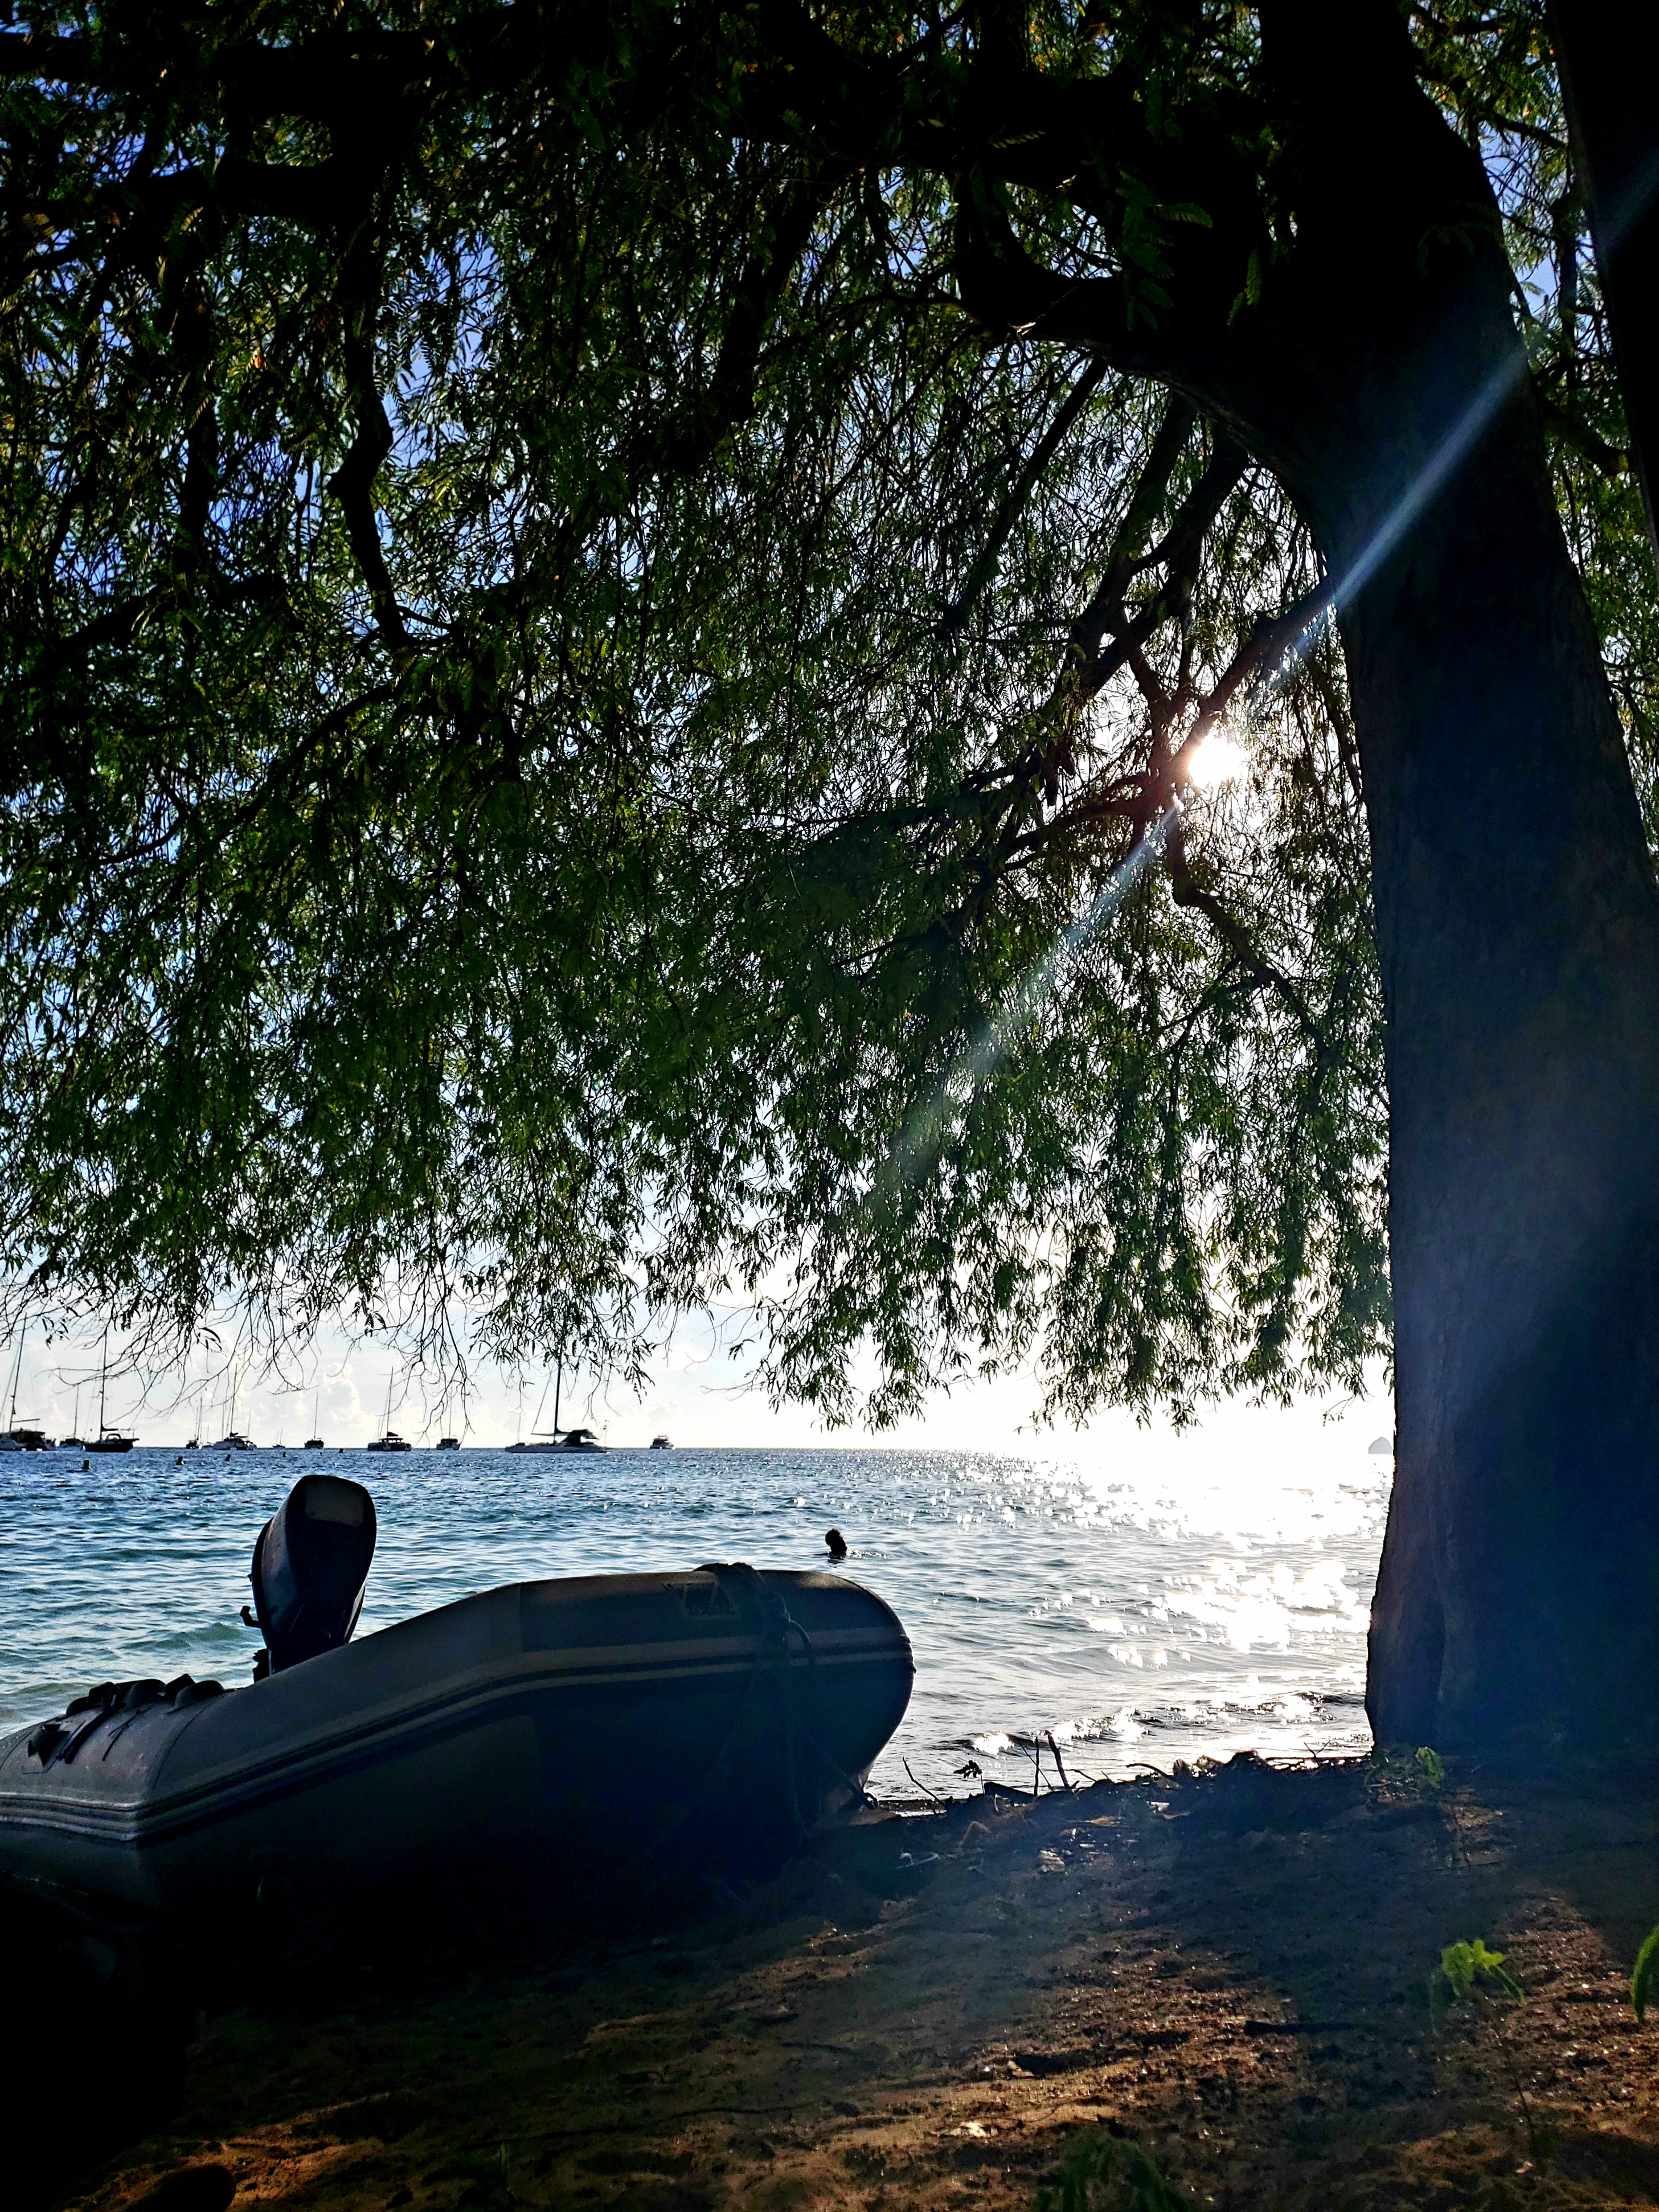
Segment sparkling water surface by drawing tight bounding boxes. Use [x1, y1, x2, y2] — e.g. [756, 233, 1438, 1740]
[0, 1447, 1388, 1793]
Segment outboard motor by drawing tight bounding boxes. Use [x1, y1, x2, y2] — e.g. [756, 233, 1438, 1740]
[251, 1475, 376, 1674]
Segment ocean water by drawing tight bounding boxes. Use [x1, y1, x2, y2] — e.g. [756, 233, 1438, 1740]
[0, 1446, 1388, 1793]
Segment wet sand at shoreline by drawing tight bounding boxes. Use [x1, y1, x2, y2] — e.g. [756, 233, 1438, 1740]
[53, 1759, 1659, 2212]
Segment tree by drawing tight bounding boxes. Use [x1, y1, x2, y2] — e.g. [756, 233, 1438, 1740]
[2, 1, 1655, 1755]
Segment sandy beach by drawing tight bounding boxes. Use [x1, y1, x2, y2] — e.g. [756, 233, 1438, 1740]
[51, 1755, 1659, 2212]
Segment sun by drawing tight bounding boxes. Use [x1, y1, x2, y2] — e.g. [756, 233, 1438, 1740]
[1185, 731, 1247, 791]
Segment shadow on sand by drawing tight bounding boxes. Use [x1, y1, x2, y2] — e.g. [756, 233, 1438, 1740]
[18, 1756, 1659, 2212]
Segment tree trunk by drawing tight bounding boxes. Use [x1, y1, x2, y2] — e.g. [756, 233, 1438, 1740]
[1346, 398, 1659, 1754]
[1214, 6, 1659, 1753]
[958, 0, 1659, 1752]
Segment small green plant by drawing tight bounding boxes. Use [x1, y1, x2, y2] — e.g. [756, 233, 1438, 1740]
[1430, 1937, 1521, 2022]
[1632, 1922, 1659, 2021]
[1035, 2131, 1193, 2212]
[1369, 1742, 1448, 1807]
[1429, 1938, 1538, 2155]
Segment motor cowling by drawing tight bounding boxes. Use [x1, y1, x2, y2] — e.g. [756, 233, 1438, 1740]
[251, 1476, 376, 1673]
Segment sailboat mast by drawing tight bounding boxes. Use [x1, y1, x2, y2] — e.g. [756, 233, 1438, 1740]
[554, 1356, 562, 1436]
[98, 1325, 108, 1437]
[7, 1318, 23, 1431]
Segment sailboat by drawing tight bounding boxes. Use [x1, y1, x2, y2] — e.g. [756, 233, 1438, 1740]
[0, 1321, 52, 1449]
[304, 1391, 324, 1451]
[506, 1358, 607, 1453]
[209, 1369, 254, 1450]
[85, 1326, 136, 1452]
[435, 1387, 460, 1449]
[366, 1372, 411, 1452]
[1, 1318, 56, 1442]
[0, 1325, 19, 1451]
[182, 1383, 209, 1450]
[59, 1380, 85, 1452]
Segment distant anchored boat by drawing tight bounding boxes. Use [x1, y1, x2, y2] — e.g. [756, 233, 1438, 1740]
[507, 1427, 606, 1454]
[59, 1375, 86, 1451]
[0, 1473, 913, 1913]
[437, 1436, 460, 1449]
[505, 1359, 606, 1452]
[1, 1324, 56, 1448]
[84, 1325, 137, 1451]
[650, 1434, 673, 1450]
[210, 1432, 255, 1451]
[365, 1373, 412, 1453]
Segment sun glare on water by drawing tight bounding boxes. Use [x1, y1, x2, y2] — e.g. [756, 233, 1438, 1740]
[1185, 731, 1247, 790]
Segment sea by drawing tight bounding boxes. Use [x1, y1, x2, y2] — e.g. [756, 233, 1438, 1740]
[0, 1445, 1388, 1794]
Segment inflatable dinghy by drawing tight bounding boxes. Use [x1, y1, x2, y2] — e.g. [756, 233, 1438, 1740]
[0, 1477, 912, 1916]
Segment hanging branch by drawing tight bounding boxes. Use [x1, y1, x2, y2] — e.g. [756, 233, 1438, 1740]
[327, 215, 409, 656]
[659, 179, 825, 478]
[1163, 812, 1316, 1035]
[941, 353, 1111, 638]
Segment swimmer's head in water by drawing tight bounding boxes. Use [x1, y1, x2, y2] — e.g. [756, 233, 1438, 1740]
[824, 1527, 847, 1559]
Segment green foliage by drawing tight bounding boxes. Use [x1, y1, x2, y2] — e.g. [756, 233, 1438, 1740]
[1429, 1937, 1524, 2029]
[1035, 2131, 1191, 2212]
[1428, 1934, 1541, 2155]
[1632, 1922, 1659, 2022]
[1369, 1742, 1448, 1806]
[0, 2, 1648, 1421]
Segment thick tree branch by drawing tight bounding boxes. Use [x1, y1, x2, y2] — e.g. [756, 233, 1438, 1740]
[965, 398, 1220, 867]
[0, 32, 102, 83]
[1007, 570, 1336, 874]
[1550, 0, 1659, 570]
[1073, 433, 1249, 698]
[953, 191, 1146, 365]
[661, 182, 824, 476]
[327, 242, 408, 654]
[1165, 579, 1336, 793]
[1535, 384, 1631, 479]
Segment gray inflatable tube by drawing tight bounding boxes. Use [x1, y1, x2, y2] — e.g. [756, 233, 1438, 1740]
[0, 1567, 913, 1916]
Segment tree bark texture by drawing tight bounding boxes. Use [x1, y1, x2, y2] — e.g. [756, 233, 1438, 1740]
[1068, 1, 1659, 1751]
[1260, 14, 1659, 1752]
[1343, 404, 1659, 1751]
